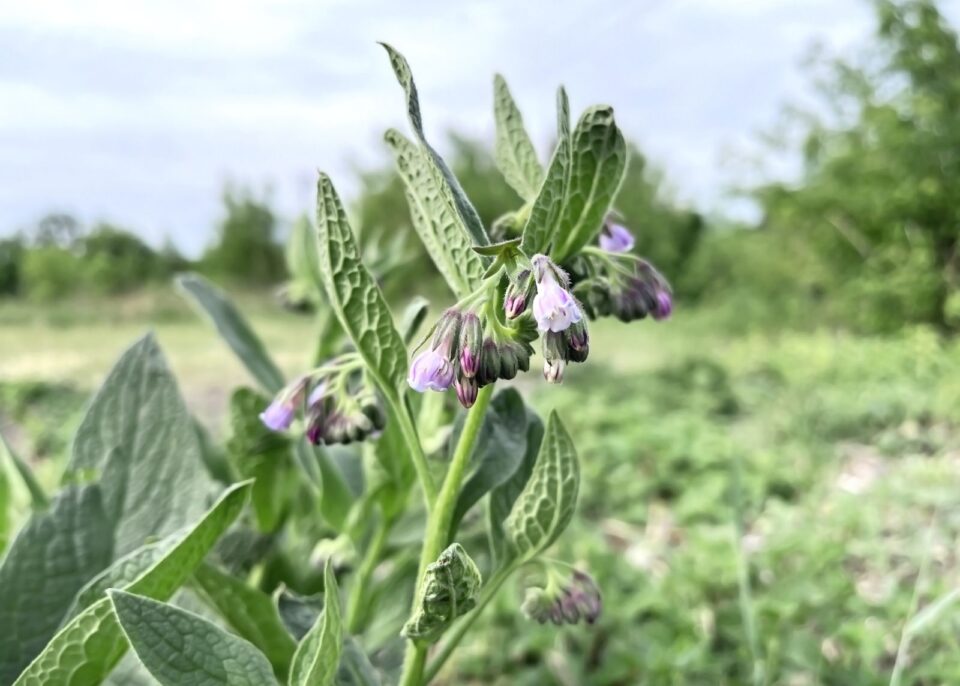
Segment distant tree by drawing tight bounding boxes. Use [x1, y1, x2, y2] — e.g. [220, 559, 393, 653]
[32, 213, 81, 248]
[202, 187, 285, 285]
[79, 223, 164, 294]
[0, 236, 24, 296]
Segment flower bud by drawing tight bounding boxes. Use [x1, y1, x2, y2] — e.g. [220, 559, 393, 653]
[504, 269, 533, 319]
[653, 290, 673, 320]
[260, 376, 309, 431]
[362, 402, 387, 431]
[544, 358, 565, 384]
[477, 338, 500, 387]
[599, 221, 635, 253]
[520, 569, 602, 626]
[454, 376, 478, 409]
[498, 343, 518, 380]
[458, 312, 482, 378]
[431, 309, 462, 355]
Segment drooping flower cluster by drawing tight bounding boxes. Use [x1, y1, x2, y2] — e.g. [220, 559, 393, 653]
[521, 569, 602, 626]
[574, 256, 672, 323]
[260, 357, 386, 445]
[408, 305, 536, 408]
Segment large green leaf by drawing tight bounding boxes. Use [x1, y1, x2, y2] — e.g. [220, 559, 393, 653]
[385, 129, 486, 297]
[487, 410, 544, 564]
[550, 106, 628, 262]
[401, 543, 482, 645]
[0, 485, 113, 683]
[312, 173, 408, 394]
[520, 87, 572, 256]
[226, 388, 296, 533]
[193, 562, 296, 681]
[493, 74, 543, 201]
[380, 43, 489, 247]
[176, 273, 285, 394]
[13, 481, 251, 686]
[449, 389, 531, 537]
[66, 333, 216, 557]
[289, 561, 342, 686]
[503, 411, 580, 562]
[110, 590, 278, 686]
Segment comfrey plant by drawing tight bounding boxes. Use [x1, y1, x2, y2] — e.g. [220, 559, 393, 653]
[0, 45, 669, 686]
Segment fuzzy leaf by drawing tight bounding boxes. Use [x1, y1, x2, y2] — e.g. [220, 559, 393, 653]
[289, 561, 342, 686]
[312, 173, 408, 393]
[401, 543, 482, 645]
[385, 129, 485, 296]
[450, 389, 531, 537]
[0, 485, 113, 683]
[110, 590, 279, 686]
[380, 43, 489, 247]
[66, 333, 215, 557]
[176, 273, 285, 394]
[192, 562, 297, 681]
[12, 482, 251, 686]
[494, 74, 543, 200]
[550, 106, 628, 262]
[336, 636, 382, 686]
[226, 388, 296, 532]
[503, 412, 579, 561]
[520, 87, 572, 256]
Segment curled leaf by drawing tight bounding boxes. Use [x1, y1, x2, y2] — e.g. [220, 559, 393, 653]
[401, 543, 482, 645]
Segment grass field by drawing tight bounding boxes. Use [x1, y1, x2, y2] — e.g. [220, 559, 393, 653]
[2, 292, 959, 684]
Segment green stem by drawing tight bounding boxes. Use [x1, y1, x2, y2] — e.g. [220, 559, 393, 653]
[346, 516, 391, 634]
[424, 562, 517, 682]
[388, 391, 438, 511]
[398, 384, 495, 686]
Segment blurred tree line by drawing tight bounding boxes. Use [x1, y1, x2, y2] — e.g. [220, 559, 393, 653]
[0, 0, 955, 335]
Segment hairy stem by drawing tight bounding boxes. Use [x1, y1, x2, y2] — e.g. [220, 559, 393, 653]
[346, 516, 391, 634]
[424, 562, 517, 682]
[388, 391, 438, 510]
[398, 383, 494, 686]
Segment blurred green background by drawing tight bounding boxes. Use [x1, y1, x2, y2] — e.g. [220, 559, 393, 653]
[4, 1, 960, 684]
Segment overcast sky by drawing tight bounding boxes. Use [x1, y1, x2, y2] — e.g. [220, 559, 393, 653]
[1, 0, 944, 256]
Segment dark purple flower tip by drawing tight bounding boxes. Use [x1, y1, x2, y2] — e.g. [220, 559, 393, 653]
[459, 345, 479, 378]
[260, 400, 295, 432]
[305, 419, 324, 445]
[653, 290, 673, 320]
[505, 293, 526, 319]
[599, 222, 635, 252]
[455, 377, 478, 409]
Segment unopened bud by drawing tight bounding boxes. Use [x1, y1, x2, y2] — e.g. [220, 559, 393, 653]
[543, 358, 565, 384]
[431, 309, 463, 356]
[477, 338, 500, 387]
[498, 344, 519, 380]
[454, 376, 478, 409]
[458, 312, 482, 377]
[653, 290, 673, 320]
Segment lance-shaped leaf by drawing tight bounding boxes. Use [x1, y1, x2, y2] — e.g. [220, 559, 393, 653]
[13, 481, 251, 686]
[66, 333, 215, 557]
[449, 389, 531, 538]
[550, 106, 628, 263]
[1, 430, 47, 508]
[312, 173, 408, 394]
[521, 87, 572, 256]
[192, 562, 297, 681]
[176, 273, 285, 394]
[0, 484, 113, 684]
[401, 543, 482, 645]
[494, 74, 543, 200]
[289, 561, 342, 686]
[110, 590, 279, 686]
[503, 412, 580, 562]
[380, 42, 489, 247]
[385, 129, 485, 297]
[399, 296, 429, 345]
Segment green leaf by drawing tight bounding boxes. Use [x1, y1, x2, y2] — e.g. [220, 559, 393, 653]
[449, 389, 531, 537]
[385, 129, 486, 297]
[494, 74, 544, 200]
[13, 481, 251, 686]
[312, 173, 408, 394]
[488, 409, 544, 563]
[284, 215, 324, 308]
[471, 237, 522, 257]
[550, 106, 628, 262]
[0, 430, 47, 508]
[399, 296, 429, 345]
[110, 590, 279, 686]
[0, 484, 113, 683]
[906, 588, 960, 636]
[503, 411, 580, 562]
[66, 333, 216, 557]
[226, 388, 296, 532]
[289, 561, 343, 686]
[192, 562, 297, 681]
[380, 43, 489, 247]
[401, 543, 482, 645]
[335, 636, 382, 686]
[520, 87, 572, 256]
[176, 273, 285, 394]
